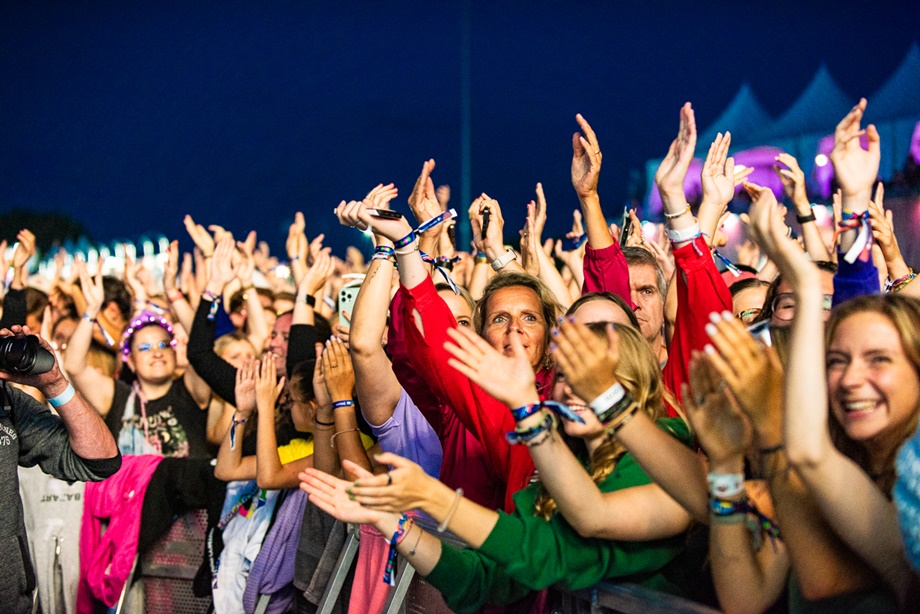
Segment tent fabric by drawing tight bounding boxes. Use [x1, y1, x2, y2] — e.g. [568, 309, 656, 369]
[870, 43, 920, 122]
[756, 65, 852, 142]
[697, 84, 772, 149]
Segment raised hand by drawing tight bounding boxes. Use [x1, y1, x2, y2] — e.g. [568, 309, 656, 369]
[443, 325, 537, 409]
[255, 352, 285, 414]
[348, 453, 437, 513]
[743, 181, 813, 284]
[365, 182, 399, 210]
[436, 184, 450, 210]
[571, 114, 602, 200]
[234, 357, 259, 418]
[532, 182, 548, 243]
[550, 319, 619, 403]
[468, 193, 506, 255]
[336, 199, 413, 244]
[236, 237, 256, 287]
[207, 236, 240, 293]
[654, 103, 697, 210]
[774, 153, 809, 211]
[299, 465, 393, 526]
[286, 212, 308, 262]
[123, 252, 147, 304]
[682, 351, 752, 469]
[11, 229, 35, 273]
[519, 201, 541, 276]
[312, 343, 332, 410]
[77, 259, 105, 317]
[830, 98, 880, 202]
[407, 160, 442, 234]
[868, 182, 910, 280]
[183, 215, 216, 258]
[701, 132, 736, 208]
[703, 312, 783, 445]
[322, 337, 355, 401]
[300, 249, 335, 297]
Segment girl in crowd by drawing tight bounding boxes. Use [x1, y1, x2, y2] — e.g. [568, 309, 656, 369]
[64, 265, 213, 458]
[300, 321, 695, 613]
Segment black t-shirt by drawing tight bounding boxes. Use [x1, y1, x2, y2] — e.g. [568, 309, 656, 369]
[107, 379, 210, 459]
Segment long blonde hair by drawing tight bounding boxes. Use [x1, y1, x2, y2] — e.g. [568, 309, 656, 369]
[534, 324, 681, 519]
[825, 294, 920, 494]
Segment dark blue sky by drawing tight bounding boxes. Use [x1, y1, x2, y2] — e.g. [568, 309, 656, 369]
[1, 1, 918, 256]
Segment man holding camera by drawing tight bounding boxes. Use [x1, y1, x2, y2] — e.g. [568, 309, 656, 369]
[0, 325, 121, 614]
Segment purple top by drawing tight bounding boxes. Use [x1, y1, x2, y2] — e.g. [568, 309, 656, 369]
[364, 388, 443, 479]
[832, 253, 880, 307]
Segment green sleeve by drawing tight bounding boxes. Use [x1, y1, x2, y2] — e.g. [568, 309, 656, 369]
[424, 541, 533, 614]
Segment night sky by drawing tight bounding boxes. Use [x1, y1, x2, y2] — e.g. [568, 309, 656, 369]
[1, 1, 918, 257]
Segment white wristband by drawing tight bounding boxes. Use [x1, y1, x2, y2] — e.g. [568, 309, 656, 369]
[491, 249, 517, 271]
[588, 382, 626, 414]
[47, 383, 76, 408]
[666, 223, 701, 243]
[707, 472, 745, 498]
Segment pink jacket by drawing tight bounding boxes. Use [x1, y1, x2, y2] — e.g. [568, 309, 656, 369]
[77, 454, 164, 613]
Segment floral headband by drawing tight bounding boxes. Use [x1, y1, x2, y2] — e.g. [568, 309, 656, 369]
[120, 310, 176, 362]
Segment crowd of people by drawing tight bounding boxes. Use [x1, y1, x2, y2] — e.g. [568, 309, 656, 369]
[2, 96, 919, 614]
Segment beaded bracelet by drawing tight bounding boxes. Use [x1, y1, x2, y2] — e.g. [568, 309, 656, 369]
[505, 411, 556, 446]
[664, 204, 691, 219]
[886, 270, 916, 293]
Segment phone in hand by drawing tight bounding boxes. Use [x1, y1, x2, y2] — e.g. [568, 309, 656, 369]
[481, 207, 491, 241]
[338, 286, 359, 328]
[560, 234, 587, 251]
[618, 206, 632, 246]
[366, 208, 403, 220]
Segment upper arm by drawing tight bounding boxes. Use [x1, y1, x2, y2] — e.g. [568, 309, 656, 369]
[352, 348, 403, 427]
[183, 365, 212, 409]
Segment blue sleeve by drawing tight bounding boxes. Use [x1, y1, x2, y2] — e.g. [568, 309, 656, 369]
[832, 255, 879, 307]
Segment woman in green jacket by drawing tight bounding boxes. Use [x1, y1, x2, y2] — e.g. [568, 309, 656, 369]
[300, 323, 696, 612]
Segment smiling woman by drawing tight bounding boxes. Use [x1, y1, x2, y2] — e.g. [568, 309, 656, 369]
[825, 295, 920, 491]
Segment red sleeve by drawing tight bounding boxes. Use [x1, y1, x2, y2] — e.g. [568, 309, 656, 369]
[582, 243, 635, 308]
[662, 236, 732, 414]
[387, 287, 445, 435]
[400, 276, 533, 487]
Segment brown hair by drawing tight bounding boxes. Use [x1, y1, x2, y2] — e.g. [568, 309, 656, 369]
[474, 272, 562, 364]
[533, 323, 683, 519]
[825, 294, 920, 494]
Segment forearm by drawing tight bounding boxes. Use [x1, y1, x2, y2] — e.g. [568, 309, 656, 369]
[255, 407, 284, 488]
[214, 417, 255, 481]
[785, 279, 834, 468]
[372, 513, 444, 577]
[797, 214, 832, 262]
[467, 259, 491, 301]
[838, 191, 871, 253]
[579, 194, 614, 249]
[419, 477, 500, 549]
[332, 402, 373, 479]
[206, 399, 233, 446]
[244, 289, 269, 350]
[617, 413, 710, 522]
[534, 248, 573, 308]
[52, 386, 119, 460]
[311, 419, 340, 476]
[167, 294, 196, 335]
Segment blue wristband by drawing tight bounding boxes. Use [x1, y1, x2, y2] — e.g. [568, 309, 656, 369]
[332, 400, 355, 410]
[47, 383, 75, 408]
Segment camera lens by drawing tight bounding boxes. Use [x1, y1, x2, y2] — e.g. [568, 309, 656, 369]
[0, 336, 54, 375]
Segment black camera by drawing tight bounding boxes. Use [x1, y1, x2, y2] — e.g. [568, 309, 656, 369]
[0, 335, 55, 375]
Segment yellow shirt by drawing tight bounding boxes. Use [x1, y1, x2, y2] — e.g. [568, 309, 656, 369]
[277, 433, 375, 465]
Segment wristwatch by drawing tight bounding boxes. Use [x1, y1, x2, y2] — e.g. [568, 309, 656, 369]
[491, 249, 517, 271]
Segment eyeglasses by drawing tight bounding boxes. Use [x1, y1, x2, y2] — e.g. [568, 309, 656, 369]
[770, 293, 833, 322]
[136, 340, 171, 353]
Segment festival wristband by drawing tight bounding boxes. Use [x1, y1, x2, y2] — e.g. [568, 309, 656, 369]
[47, 383, 76, 408]
[663, 204, 691, 220]
[383, 514, 410, 586]
[230, 416, 246, 451]
[510, 401, 584, 424]
[332, 400, 355, 410]
[666, 223, 701, 243]
[393, 209, 459, 250]
[707, 473, 745, 499]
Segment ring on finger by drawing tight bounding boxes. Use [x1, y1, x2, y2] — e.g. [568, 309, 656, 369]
[386, 473, 393, 486]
